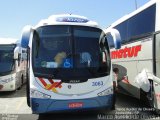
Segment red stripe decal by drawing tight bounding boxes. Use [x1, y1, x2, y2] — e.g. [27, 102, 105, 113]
[47, 82, 58, 90]
[38, 78, 47, 87]
[48, 79, 54, 84]
[122, 78, 130, 84]
[55, 81, 62, 88]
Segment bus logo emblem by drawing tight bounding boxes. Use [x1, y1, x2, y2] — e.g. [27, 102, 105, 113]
[68, 85, 72, 89]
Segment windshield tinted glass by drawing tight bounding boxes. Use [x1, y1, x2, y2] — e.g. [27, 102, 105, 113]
[33, 25, 110, 80]
[0, 45, 15, 74]
[74, 26, 101, 68]
[33, 26, 72, 68]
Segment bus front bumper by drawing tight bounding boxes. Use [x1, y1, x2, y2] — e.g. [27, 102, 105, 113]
[0, 81, 16, 91]
[31, 94, 114, 114]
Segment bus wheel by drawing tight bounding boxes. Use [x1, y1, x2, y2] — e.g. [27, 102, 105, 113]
[111, 100, 116, 110]
[148, 80, 160, 115]
[17, 75, 23, 90]
[26, 74, 30, 107]
[111, 89, 116, 110]
[155, 109, 160, 115]
[140, 80, 156, 112]
[27, 87, 30, 107]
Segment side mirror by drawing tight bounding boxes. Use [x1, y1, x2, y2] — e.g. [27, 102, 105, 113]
[104, 28, 121, 49]
[21, 25, 33, 48]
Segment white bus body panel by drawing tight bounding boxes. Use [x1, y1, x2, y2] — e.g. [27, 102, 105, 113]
[34, 14, 99, 29]
[108, 0, 160, 110]
[0, 38, 27, 91]
[0, 38, 17, 45]
[0, 73, 16, 91]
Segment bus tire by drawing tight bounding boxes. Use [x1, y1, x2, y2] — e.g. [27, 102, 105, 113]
[155, 109, 160, 115]
[26, 72, 30, 107]
[148, 80, 160, 115]
[111, 89, 116, 110]
[140, 80, 155, 110]
[26, 85, 30, 107]
[17, 75, 23, 90]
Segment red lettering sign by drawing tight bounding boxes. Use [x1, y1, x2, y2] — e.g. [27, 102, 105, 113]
[68, 102, 83, 108]
[111, 45, 142, 59]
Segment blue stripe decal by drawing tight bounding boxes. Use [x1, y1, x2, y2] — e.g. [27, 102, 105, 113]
[31, 94, 114, 113]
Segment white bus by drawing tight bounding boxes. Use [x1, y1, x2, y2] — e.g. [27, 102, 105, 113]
[21, 14, 121, 113]
[106, 0, 160, 112]
[0, 38, 27, 91]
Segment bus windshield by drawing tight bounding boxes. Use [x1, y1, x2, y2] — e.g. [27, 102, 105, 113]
[0, 45, 15, 74]
[33, 25, 110, 80]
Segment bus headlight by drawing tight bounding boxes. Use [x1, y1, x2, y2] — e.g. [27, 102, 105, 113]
[30, 89, 51, 99]
[0, 77, 14, 84]
[97, 87, 113, 96]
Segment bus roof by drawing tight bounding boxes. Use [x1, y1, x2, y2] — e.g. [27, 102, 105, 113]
[107, 0, 157, 29]
[34, 14, 99, 28]
[0, 38, 18, 45]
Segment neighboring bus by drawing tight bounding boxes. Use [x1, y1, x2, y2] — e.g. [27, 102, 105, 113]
[106, 0, 160, 112]
[21, 14, 121, 113]
[0, 38, 27, 91]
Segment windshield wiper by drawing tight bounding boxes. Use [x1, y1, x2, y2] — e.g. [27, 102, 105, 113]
[86, 67, 98, 77]
[86, 67, 110, 77]
[34, 68, 60, 79]
[34, 72, 55, 79]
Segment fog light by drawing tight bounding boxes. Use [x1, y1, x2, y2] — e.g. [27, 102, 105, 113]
[0, 77, 14, 84]
[10, 85, 13, 88]
[0, 85, 3, 90]
[30, 89, 51, 99]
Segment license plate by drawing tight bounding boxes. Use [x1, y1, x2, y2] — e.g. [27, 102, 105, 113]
[68, 102, 83, 108]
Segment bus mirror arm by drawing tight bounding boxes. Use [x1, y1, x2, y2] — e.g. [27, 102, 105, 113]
[14, 54, 18, 60]
[104, 28, 121, 49]
[14, 47, 19, 60]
